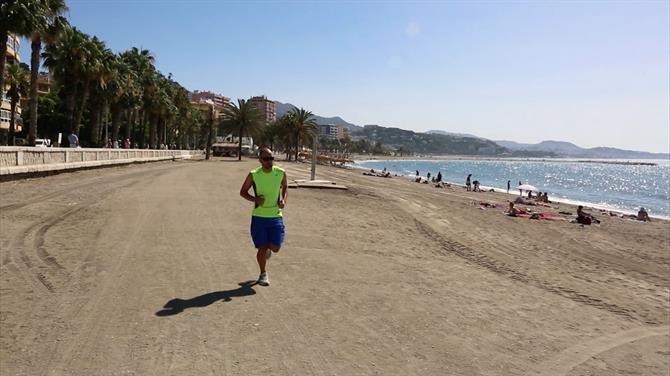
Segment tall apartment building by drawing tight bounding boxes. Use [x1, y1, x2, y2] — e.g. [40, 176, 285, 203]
[1, 34, 22, 133]
[319, 124, 349, 140]
[190, 90, 230, 109]
[20, 71, 54, 110]
[190, 90, 231, 120]
[248, 95, 276, 125]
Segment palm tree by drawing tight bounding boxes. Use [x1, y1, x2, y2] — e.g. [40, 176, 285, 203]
[286, 107, 317, 161]
[72, 35, 106, 136]
[120, 47, 155, 147]
[27, 0, 68, 145]
[43, 26, 88, 136]
[4, 63, 29, 145]
[220, 99, 262, 161]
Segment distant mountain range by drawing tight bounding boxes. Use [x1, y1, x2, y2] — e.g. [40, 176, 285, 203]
[275, 102, 362, 132]
[495, 140, 669, 159]
[274, 101, 668, 159]
[426, 130, 483, 139]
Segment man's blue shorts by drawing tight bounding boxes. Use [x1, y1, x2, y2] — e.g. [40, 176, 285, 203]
[250, 216, 285, 249]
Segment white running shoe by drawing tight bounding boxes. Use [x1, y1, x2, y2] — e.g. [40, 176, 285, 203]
[258, 272, 269, 286]
[265, 249, 272, 260]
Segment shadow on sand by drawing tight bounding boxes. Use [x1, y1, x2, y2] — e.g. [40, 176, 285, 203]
[155, 280, 257, 317]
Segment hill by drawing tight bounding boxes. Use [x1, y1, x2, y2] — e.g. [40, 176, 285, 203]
[274, 102, 362, 132]
[495, 140, 668, 159]
[355, 125, 507, 155]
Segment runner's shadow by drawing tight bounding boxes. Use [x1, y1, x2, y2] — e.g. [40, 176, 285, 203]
[155, 280, 257, 317]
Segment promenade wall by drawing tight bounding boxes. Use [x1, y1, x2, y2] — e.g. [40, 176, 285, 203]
[0, 147, 202, 175]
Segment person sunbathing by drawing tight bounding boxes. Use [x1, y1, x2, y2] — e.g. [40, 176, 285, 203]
[507, 202, 525, 216]
[514, 197, 537, 206]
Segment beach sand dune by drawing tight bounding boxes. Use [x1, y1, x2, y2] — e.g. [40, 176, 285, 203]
[1, 159, 668, 375]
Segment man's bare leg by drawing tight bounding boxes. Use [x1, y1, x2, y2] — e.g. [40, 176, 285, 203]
[268, 244, 280, 254]
[256, 247, 268, 273]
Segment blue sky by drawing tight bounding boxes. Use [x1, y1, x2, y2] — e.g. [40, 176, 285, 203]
[20, 0, 670, 153]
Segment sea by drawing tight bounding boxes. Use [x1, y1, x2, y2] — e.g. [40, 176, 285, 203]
[353, 158, 670, 220]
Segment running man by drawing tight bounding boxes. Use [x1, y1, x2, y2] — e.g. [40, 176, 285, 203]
[239, 147, 288, 286]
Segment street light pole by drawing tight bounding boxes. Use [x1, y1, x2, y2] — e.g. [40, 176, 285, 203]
[310, 134, 317, 181]
[205, 103, 213, 160]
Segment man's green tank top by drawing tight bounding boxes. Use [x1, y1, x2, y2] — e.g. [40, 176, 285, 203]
[251, 166, 285, 218]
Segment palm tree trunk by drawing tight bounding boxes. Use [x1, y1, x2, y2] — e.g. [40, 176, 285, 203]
[294, 132, 300, 162]
[101, 100, 109, 146]
[9, 99, 17, 146]
[237, 124, 244, 161]
[74, 82, 90, 135]
[111, 104, 121, 148]
[131, 109, 138, 146]
[0, 29, 7, 103]
[89, 100, 101, 147]
[65, 86, 77, 136]
[28, 34, 41, 146]
[150, 115, 157, 149]
[140, 110, 147, 148]
[125, 109, 133, 140]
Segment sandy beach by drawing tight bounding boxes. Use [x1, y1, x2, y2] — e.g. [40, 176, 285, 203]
[1, 158, 668, 375]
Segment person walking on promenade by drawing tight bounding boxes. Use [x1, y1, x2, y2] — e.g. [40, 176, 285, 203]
[68, 131, 79, 148]
[239, 147, 288, 286]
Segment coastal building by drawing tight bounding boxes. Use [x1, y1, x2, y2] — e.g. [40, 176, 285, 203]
[36, 72, 54, 96]
[190, 90, 230, 119]
[1, 34, 22, 134]
[319, 124, 349, 140]
[190, 90, 230, 109]
[338, 126, 349, 140]
[20, 71, 54, 110]
[248, 95, 276, 126]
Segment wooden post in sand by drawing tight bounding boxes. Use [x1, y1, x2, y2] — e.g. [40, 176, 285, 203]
[310, 135, 317, 181]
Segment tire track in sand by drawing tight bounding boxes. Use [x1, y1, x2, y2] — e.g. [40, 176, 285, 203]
[532, 325, 669, 376]
[411, 218, 648, 323]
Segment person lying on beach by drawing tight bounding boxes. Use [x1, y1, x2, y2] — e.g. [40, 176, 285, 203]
[435, 182, 451, 188]
[637, 207, 651, 222]
[363, 171, 392, 178]
[506, 202, 526, 216]
[514, 197, 537, 206]
[480, 202, 498, 208]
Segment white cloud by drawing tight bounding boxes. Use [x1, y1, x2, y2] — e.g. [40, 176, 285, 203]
[405, 21, 420, 37]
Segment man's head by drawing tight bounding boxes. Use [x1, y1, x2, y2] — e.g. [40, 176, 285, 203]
[258, 147, 274, 169]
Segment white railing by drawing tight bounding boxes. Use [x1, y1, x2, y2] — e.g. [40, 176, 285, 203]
[0, 147, 203, 175]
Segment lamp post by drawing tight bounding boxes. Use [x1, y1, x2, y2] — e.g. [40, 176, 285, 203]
[310, 132, 317, 180]
[205, 101, 214, 160]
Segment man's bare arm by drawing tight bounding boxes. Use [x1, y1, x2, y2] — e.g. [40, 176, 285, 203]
[279, 173, 288, 208]
[240, 173, 264, 205]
